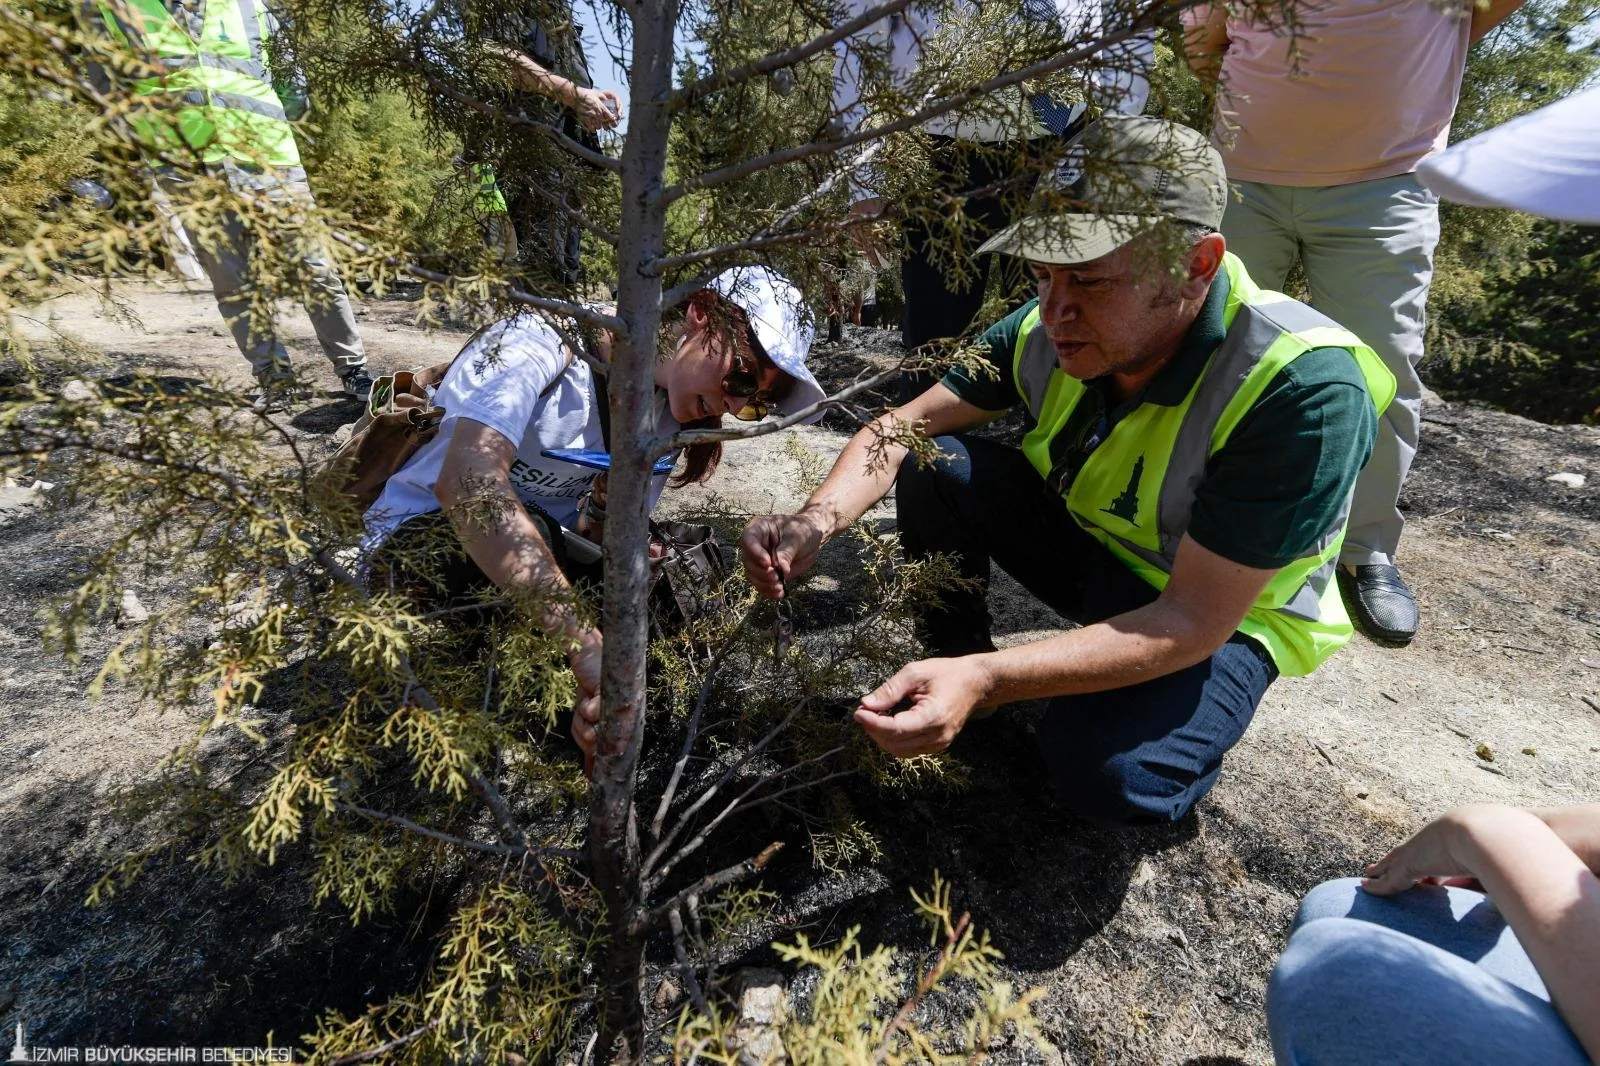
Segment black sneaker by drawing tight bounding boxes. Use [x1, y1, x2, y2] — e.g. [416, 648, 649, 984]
[1338, 563, 1418, 645]
[340, 367, 375, 400]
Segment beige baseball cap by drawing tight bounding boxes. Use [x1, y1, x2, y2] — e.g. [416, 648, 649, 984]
[978, 115, 1228, 265]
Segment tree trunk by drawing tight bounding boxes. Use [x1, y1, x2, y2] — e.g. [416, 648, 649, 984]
[588, 0, 678, 1059]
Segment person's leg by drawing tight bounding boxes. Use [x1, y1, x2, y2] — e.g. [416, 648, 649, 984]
[1295, 173, 1438, 641]
[1034, 632, 1276, 825]
[272, 179, 368, 378]
[1291, 877, 1548, 998]
[895, 434, 1096, 655]
[897, 138, 1023, 404]
[1267, 917, 1588, 1066]
[159, 172, 291, 380]
[1218, 180, 1300, 291]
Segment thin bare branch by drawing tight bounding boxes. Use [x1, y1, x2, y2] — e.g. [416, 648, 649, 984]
[635, 842, 784, 936]
[325, 1019, 444, 1066]
[339, 802, 581, 861]
[668, 0, 917, 111]
[668, 905, 713, 1017]
[649, 610, 756, 843]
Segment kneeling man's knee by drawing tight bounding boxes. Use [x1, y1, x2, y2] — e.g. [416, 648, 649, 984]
[1045, 743, 1214, 827]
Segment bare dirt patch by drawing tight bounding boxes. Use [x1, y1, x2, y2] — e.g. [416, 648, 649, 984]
[2, 282, 1597, 1063]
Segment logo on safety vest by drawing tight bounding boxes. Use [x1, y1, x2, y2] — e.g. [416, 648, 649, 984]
[1103, 454, 1144, 525]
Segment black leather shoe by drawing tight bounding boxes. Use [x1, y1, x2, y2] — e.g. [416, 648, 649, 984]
[1339, 563, 1418, 645]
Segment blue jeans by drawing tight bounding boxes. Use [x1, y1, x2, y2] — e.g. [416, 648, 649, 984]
[896, 435, 1278, 826]
[1268, 879, 1589, 1065]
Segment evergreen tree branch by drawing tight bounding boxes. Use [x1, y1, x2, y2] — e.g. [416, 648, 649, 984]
[658, 365, 901, 452]
[312, 548, 536, 854]
[652, 204, 893, 271]
[325, 1019, 444, 1066]
[667, 0, 917, 111]
[660, 11, 1172, 203]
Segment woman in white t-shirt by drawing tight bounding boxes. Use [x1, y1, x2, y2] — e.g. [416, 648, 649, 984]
[363, 266, 825, 763]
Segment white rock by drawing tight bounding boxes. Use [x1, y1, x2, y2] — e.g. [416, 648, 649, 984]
[1546, 471, 1586, 489]
[732, 971, 788, 1066]
[60, 379, 99, 402]
[116, 589, 150, 626]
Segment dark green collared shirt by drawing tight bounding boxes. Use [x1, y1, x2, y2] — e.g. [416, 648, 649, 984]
[940, 274, 1378, 569]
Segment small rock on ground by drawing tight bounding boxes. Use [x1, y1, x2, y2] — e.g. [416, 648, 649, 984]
[1546, 471, 1587, 489]
[116, 589, 150, 626]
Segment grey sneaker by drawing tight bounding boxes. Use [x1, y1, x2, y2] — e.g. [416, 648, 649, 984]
[251, 372, 308, 413]
[340, 367, 375, 400]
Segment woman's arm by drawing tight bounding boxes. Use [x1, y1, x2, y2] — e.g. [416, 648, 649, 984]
[435, 418, 602, 757]
[1364, 805, 1600, 1059]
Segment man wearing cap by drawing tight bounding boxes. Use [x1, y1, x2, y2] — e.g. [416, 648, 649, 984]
[740, 117, 1395, 824]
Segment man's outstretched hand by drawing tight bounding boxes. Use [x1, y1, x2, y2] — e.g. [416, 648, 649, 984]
[855, 656, 994, 758]
[739, 510, 830, 599]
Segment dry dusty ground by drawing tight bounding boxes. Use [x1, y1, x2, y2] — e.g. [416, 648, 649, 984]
[2, 281, 1598, 1064]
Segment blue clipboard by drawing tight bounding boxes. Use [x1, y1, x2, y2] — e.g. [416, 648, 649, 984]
[542, 448, 677, 475]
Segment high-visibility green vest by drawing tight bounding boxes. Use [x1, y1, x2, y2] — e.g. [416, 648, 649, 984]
[470, 163, 509, 216]
[1011, 252, 1397, 676]
[95, 0, 301, 170]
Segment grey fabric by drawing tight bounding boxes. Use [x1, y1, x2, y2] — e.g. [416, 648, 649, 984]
[156, 171, 366, 377]
[162, 53, 264, 77]
[1221, 173, 1439, 567]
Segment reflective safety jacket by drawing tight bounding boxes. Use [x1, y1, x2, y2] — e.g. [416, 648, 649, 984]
[95, 0, 302, 171]
[1011, 252, 1397, 675]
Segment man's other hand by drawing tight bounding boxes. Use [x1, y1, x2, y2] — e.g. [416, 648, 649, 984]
[854, 656, 994, 758]
[739, 510, 829, 598]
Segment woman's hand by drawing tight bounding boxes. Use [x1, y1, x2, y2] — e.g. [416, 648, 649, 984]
[1362, 808, 1483, 895]
[567, 627, 603, 777]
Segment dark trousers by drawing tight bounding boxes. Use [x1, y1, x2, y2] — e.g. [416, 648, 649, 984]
[897, 137, 1035, 404]
[897, 435, 1279, 825]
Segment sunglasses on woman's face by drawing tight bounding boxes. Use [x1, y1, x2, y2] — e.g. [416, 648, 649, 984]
[722, 351, 778, 421]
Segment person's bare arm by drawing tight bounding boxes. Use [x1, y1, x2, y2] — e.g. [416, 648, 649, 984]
[1534, 804, 1600, 874]
[854, 535, 1275, 756]
[1364, 805, 1600, 1060]
[1470, 0, 1526, 43]
[482, 40, 620, 130]
[1181, 3, 1230, 87]
[435, 419, 602, 758]
[738, 383, 999, 598]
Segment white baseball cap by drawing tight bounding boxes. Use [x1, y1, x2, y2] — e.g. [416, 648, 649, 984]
[708, 266, 826, 423]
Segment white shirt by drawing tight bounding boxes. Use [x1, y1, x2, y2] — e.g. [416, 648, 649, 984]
[361, 314, 674, 552]
[831, 0, 1153, 167]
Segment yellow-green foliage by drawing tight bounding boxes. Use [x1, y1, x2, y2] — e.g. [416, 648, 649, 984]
[300, 90, 480, 257]
[671, 877, 1043, 1064]
[0, 73, 96, 250]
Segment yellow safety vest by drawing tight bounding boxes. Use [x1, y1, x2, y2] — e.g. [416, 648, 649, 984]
[95, 0, 302, 170]
[1011, 252, 1397, 675]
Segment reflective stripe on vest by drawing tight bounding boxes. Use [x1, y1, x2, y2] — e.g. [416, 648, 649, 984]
[97, 0, 300, 169]
[1011, 252, 1396, 676]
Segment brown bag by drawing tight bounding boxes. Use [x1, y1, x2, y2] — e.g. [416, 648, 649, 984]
[315, 362, 455, 512]
[315, 343, 577, 514]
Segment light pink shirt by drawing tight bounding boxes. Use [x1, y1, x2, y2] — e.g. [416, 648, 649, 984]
[1195, 0, 1473, 187]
